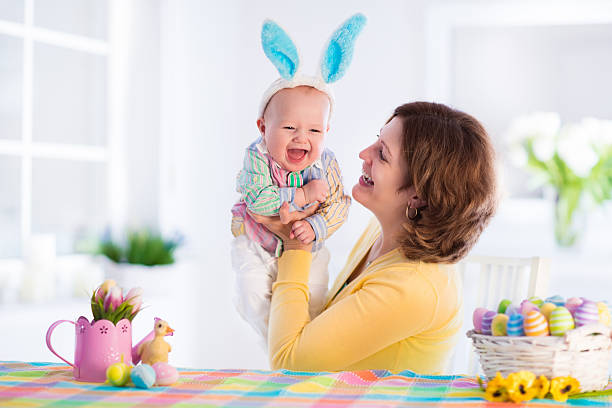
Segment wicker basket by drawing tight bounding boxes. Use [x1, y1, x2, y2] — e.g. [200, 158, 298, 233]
[467, 323, 612, 392]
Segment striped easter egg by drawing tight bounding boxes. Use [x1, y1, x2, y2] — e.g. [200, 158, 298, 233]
[574, 300, 600, 327]
[481, 311, 496, 335]
[520, 300, 539, 315]
[524, 310, 548, 336]
[473, 307, 489, 333]
[549, 306, 575, 336]
[565, 297, 583, 316]
[545, 295, 565, 307]
[597, 302, 611, 327]
[506, 313, 525, 336]
[505, 304, 521, 316]
[528, 296, 543, 308]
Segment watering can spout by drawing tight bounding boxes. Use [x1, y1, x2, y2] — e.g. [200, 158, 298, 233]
[131, 317, 174, 365]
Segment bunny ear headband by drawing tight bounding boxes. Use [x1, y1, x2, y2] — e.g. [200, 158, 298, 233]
[258, 13, 367, 119]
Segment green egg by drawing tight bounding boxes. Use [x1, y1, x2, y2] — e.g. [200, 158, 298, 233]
[106, 362, 131, 387]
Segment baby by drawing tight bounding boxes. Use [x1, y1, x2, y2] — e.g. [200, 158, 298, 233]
[231, 14, 365, 347]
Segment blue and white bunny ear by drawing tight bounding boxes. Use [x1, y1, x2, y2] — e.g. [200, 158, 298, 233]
[261, 19, 300, 80]
[320, 13, 367, 84]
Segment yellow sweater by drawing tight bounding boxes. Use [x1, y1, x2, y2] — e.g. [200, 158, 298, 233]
[269, 218, 463, 374]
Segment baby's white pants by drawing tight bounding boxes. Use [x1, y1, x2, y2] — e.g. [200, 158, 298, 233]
[231, 234, 330, 349]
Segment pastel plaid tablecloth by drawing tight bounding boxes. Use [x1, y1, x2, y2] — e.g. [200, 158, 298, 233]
[1, 362, 611, 407]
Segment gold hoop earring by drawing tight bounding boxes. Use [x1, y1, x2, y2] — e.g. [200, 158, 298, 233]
[406, 205, 418, 220]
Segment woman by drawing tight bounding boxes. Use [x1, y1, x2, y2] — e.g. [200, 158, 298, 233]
[251, 102, 498, 373]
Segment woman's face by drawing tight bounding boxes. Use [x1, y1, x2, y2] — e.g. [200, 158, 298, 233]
[352, 116, 412, 221]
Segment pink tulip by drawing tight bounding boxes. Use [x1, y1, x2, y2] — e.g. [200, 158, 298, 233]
[125, 287, 143, 314]
[104, 286, 123, 312]
[96, 279, 116, 302]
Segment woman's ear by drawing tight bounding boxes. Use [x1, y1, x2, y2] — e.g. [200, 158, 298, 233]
[404, 185, 427, 209]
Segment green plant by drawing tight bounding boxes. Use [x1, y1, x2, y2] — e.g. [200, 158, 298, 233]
[97, 229, 183, 266]
[506, 113, 612, 246]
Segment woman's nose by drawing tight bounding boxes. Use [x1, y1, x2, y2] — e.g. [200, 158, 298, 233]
[358, 145, 371, 162]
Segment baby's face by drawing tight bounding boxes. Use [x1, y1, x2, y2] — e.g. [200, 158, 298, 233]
[258, 86, 330, 172]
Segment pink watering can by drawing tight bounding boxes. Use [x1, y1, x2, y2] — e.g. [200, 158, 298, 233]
[46, 316, 172, 383]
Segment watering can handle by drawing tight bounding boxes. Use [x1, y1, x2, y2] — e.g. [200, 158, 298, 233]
[46, 320, 76, 367]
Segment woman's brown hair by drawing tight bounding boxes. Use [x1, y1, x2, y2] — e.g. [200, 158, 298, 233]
[393, 102, 498, 263]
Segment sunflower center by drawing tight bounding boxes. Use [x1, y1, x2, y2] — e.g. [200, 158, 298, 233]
[519, 384, 526, 394]
[493, 391, 502, 397]
[562, 385, 572, 394]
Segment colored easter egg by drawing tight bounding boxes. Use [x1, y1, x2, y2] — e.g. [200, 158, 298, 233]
[597, 302, 611, 326]
[153, 362, 179, 386]
[545, 295, 565, 307]
[528, 296, 543, 308]
[565, 297, 583, 316]
[505, 304, 521, 316]
[473, 307, 489, 333]
[549, 306, 575, 336]
[481, 311, 496, 335]
[497, 299, 512, 314]
[524, 310, 548, 336]
[106, 362, 131, 387]
[131, 364, 156, 389]
[506, 313, 525, 336]
[574, 300, 600, 327]
[520, 300, 539, 316]
[491, 314, 509, 336]
[539, 302, 556, 320]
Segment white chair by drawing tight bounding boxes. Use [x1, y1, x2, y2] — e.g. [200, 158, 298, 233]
[450, 255, 551, 375]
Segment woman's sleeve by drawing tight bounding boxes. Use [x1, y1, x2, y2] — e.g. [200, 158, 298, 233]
[268, 250, 438, 371]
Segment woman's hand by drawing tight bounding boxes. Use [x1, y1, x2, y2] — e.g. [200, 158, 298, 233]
[248, 202, 319, 252]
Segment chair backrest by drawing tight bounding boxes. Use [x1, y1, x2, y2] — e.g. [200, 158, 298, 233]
[449, 255, 551, 375]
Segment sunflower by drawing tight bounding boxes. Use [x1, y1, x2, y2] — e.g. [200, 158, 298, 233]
[550, 377, 580, 402]
[484, 372, 509, 402]
[506, 371, 538, 403]
[532, 375, 550, 399]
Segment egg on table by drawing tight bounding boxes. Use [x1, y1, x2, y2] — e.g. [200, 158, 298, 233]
[153, 362, 179, 386]
[524, 310, 548, 336]
[131, 364, 156, 389]
[549, 306, 575, 336]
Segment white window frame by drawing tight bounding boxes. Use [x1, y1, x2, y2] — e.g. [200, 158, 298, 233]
[424, 0, 612, 102]
[0, 0, 127, 255]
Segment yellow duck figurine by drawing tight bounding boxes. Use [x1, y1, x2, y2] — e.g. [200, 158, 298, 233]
[138, 319, 175, 365]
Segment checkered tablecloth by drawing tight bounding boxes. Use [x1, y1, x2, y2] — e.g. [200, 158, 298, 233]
[1, 362, 611, 407]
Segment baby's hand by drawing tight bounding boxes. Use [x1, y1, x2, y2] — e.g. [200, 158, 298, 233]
[290, 220, 316, 244]
[303, 179, 328, 204]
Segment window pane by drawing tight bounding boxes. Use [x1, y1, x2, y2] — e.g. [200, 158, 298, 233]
[0, 156, 21, 257]
[34, 0, 107, 40]
[33, 42, 106, 146]
[0, 0, 23, 23]
[32, 158, 106, 255]
[0, 35, 22, 140]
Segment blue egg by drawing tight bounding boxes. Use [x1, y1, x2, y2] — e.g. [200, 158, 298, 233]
[506, 313, 525, 336]
[131, 364, 156, 388]
[545, 295, 565, 307]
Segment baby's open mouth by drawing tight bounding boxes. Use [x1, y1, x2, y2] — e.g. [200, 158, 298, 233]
[287, 149, 308, 162]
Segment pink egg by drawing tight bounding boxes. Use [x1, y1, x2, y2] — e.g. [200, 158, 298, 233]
[520, 300, 539, 316]
[473, 308, 489, 333]
[565, 297, 583, 316]
[153, 362, 179, 386]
